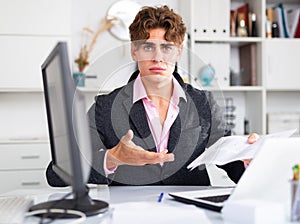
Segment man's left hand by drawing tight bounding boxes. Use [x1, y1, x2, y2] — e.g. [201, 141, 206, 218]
[243, 133, 260, 166]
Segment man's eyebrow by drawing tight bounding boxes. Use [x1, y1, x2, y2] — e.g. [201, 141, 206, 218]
[161, 43, 175, 46]
[142, 41, 155, 45]
[142, 41, 175, 46]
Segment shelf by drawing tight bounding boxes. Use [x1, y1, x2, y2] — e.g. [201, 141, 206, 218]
[194, 38, 300, 46]
[267, 0, 300, 4]
[0, 138, 49, 144]
[0, 88, 43, 93]
[263, 38, 300, 43]
[266, 88, 300, 92]
[202, 86, 264, 92]
[194, 37, 263, 45]
[80, 86, 264, 93]
[0, 33, 69, 38]
[0, 87, 111, 94]
[76, 87, 111, 94]
[221, 86, 264, 91]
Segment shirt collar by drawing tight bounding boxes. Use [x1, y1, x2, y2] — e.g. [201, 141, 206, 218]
[133, 74, 187, 104]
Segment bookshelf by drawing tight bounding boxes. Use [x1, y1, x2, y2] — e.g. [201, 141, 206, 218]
[179, 0, 300, 136]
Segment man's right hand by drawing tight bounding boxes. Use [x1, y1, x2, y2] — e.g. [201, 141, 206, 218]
[106, 130, 174, 170]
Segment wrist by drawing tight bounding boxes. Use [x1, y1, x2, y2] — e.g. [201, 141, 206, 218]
[106, 149, 119, 170]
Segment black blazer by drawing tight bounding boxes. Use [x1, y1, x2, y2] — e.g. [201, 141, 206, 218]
[46, 71, 244, 186]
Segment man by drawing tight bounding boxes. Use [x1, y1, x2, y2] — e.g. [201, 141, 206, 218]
[46, 5, 257, 186]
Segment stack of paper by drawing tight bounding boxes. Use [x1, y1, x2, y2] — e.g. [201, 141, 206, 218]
[187, 129, 297, 170]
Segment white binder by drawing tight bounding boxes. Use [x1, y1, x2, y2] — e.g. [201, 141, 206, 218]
[193, 0, 211, 38]
[211, 0, 230, 38]
[192, 0, 230, 39]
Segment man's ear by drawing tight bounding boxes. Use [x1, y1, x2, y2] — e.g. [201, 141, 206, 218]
[131, 43, 138, 62]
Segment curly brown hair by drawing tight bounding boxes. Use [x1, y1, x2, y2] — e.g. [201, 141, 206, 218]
[129, 5, 186, 46]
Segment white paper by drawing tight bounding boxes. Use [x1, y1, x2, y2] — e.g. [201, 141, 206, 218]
[111, 202, 212, 224]
[187, 129, 297, 170]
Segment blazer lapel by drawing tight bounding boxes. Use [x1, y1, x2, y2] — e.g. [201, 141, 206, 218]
[167, 98, 187, 153]
[122, 83, 156, 152]
[129, 101, 151, 139]
[167, 116, 181, 153]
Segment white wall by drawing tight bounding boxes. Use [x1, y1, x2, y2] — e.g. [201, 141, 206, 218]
[0, 0, 180, 140]
[71, 0, 180, 89]
[0, 0, 71, 140]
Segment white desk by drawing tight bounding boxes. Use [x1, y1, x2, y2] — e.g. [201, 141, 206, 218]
[2, 185, 223, 223]
[108, 185, 223, 224]
[2, 185, 293, 224]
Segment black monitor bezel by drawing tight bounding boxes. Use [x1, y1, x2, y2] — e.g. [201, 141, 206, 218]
[41, 42, 86, 197]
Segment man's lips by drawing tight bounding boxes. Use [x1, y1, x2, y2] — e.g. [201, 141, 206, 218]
[149, 67, 165, 72]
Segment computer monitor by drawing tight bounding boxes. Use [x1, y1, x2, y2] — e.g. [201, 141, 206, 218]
[29, 42, 108, 218]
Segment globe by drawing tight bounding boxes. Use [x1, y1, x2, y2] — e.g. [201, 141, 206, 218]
[199, 64, 215, 87]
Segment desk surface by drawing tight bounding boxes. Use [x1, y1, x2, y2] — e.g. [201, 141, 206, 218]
[2, 185, 223, 224]
[108, 185, 223, 223]
[2, 185, 293, 224]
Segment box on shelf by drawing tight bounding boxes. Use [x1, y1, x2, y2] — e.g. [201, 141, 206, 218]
[239, 43, 257, 86]
[267, 112, 300, 136]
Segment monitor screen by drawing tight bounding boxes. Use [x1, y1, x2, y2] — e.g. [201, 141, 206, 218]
[42, 44, 89, 191]
[29, 42, 108, 218]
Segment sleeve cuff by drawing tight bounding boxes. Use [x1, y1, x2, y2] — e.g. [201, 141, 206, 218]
[103, 150, 117, 176]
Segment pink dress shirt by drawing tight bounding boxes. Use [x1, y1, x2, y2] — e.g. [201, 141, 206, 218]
[133, 75, 186, 153]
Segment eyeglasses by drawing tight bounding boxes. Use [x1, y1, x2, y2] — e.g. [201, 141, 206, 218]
[133, 40, 179, 62]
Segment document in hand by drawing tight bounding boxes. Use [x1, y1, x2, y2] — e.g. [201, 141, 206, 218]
[187, 129, 297, 170]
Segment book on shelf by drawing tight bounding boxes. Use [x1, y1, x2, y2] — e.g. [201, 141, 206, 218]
[272, 6, 285, 38]
[237, 3, 249, 34]
[266, 7, 274, 24]
[267, 7, 281, 38]
[239, 43, 257, 86]
[286, 8, 300, 38]
[230, 10, 237, 37]
[268, 4, 300, 38]
[278, 3, 290, 38]
[295, 15, 300, 38]
[230, 3, 258, 37]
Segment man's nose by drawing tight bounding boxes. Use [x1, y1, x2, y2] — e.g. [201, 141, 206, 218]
[152, 48, 164, 62]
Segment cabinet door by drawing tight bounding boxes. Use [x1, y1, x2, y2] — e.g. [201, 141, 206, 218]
[0, 36, 69, 88]
[265, 41, 300, 89]
[0, 0, 71, 35]
[193, 43, 230, 88]
[0, 170, 49, 193]
[0, 143, 50, 170]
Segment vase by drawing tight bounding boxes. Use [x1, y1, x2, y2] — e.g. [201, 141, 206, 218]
[73, 72, 86, 87]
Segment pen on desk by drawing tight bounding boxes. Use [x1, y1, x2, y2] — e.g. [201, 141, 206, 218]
[158, 192, 164, 203]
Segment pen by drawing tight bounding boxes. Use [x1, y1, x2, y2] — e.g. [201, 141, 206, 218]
[158, 192, 164, 203]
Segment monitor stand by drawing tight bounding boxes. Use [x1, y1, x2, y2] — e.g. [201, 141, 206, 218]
[29, 190, 109, 219]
